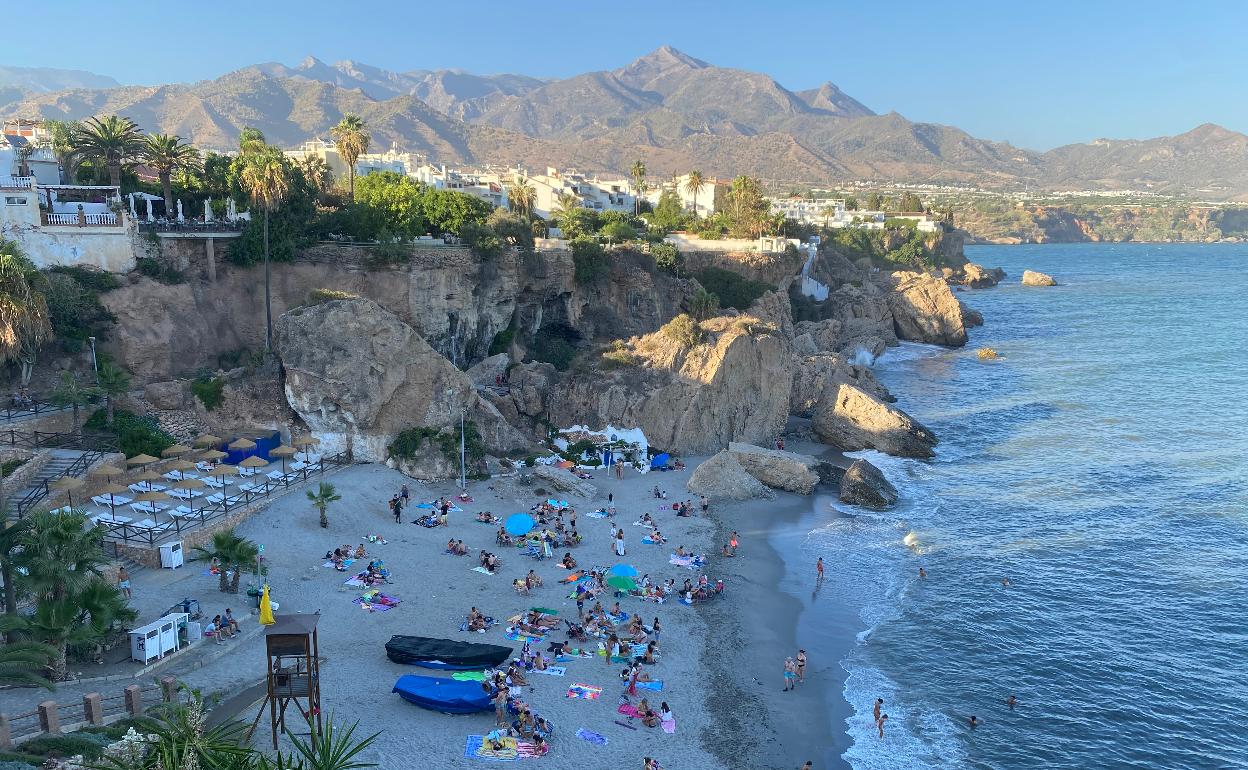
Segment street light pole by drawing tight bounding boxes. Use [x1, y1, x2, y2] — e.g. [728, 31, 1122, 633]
[459, 408, 466, 491]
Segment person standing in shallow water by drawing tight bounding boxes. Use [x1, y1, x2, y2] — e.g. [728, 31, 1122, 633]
[877, 713, 888, 738]
[816, 557, 824, 583]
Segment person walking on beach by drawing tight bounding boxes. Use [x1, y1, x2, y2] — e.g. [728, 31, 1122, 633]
[117, 566, 131, 599]
[400, 483, 410, 506]
[615, 458, 624, 479]
[816, 557, 824, 584]
[615, 531, 626, 557]
[796, 649, 807, 682]
[390, 494, 401, 523]
[783, 657, 797, 691]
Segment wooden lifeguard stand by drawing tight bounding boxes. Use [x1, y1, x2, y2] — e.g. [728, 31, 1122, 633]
[247, 613, 322, 749]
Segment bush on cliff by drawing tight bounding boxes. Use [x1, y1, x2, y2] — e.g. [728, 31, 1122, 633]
[530, 323, 581, 371]
[689, 288, 720, 320]
[84, 408, 174, 458]
[307, 288, 360, 305]
[661, 313, 703, 350]
[191, 375, 226, 411]
[693, 267, 773, 311]
[571, 238, 608, 284]
[651, 242, 682, 274]
[43, 271, 116, 353]
[389, 422, 486, 467]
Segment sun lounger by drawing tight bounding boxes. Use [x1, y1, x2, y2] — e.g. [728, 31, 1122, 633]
[290, 460, 308, 471]
[92, 512, 131, 525]
[129, 501, 168, 516]
[196, 461, 215, 472]
[205, 493, 225, 505]
[238, 482, 262, 493]
[92, 494, 133, 507]
[163, 470, 197, 481]
[202, 477, 224, 489]
[238, 466, 256, 477]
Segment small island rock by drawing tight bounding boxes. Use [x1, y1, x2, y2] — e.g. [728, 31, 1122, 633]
[1021, 270, 1057, 287]
[838, 459, 898, 509]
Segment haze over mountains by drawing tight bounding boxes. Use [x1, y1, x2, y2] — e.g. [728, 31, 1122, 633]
[2, 49, 1246, 197]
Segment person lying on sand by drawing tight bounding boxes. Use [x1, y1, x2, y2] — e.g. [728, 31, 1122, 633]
[650, 530, 666, 544]
[526, 611, 558, 629]
[512, 621, 547, 636]
[506, 663, 529, 686]
[476, 511, 499, 524]
[468, 607, 488, 632]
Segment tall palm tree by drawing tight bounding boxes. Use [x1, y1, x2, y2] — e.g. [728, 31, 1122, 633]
[0, 578, 134, 681]
[630, 160, 647, 216]
[0, 249, 51, 387]
[507, 178, 537, 220]
[17, 510, 108, 605]
[0, 518, 31, 638]
[553, 191, 580, 233]
[330, 114, 370, 202]
[70, 115, 143, 187]
[192, 529, 259, 593]
[683, 170, 706, 218]
[96, 361, 130, 427]
[51, 371, 95, 434]
[239, 147, 290, 351]
[238, 126, 267, 157]
[141, 134, 201, 217]
[307, 482, 342, 529]
[299, 155, 334, 197]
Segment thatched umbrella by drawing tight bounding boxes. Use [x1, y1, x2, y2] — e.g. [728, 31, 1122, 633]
[98, 482, 129, 516]
[193, 434, 222, 448]
[239, 455, 269, 487]
[133, 469, 162, 492]
[160, 444, 191, 458]
[90, 464, 125, 482]
[166, 459, 196, 480]
[173, 477, 206, 514]
[228, 437, 256, 451]
[48, 476, 84, 509]
[270, 445, 296, 473]
[126, 453, 159, 467]
[200, 449, 227, 460]
[292, 435, 320, 460]
[132, 489, 170, 519]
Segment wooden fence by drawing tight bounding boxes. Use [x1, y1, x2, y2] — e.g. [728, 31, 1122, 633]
[0, 676, 180, 749]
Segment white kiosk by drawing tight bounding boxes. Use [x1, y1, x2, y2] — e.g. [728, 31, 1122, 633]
[128, 611, 191, 665]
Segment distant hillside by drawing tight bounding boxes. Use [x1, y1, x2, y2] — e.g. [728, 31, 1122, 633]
[0, 65, 120, 92]
[2, 49, 1247, 196]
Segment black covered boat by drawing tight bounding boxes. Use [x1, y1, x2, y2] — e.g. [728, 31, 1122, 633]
[384, 635, 513, 670]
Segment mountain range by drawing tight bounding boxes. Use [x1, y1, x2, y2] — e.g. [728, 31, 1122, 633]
[1, 48, 1246, 198]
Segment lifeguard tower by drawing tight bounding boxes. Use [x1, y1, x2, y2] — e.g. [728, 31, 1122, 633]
[247, 613, 323, 748]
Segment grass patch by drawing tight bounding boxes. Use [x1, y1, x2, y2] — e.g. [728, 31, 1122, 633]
[307, 288, 359, 305]
[84, 408, 174, 457]
[388, 422, 485, 467]
[1, 458, 26, 477]
[661, 314, 702, 349]
[191, 375, 226, 411]
[135, 257, 186, 285]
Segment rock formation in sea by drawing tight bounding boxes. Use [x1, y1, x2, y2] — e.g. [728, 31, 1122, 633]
[686, 451, 773, 500]
[812, 383, 938, 459]
[838, 458, 898, 509]
[1021, 269, 1058, 286]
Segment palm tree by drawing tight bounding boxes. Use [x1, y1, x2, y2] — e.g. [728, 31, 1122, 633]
[238, 126, 268, 157]
[683, 170, 706, 218]
[0, 518, 30, 638]
[192, 529, 259, 593]
[330, 114, 370, 202]
[300, 155, 334, 197]
[0, 249, 51, 387]
[51, 371, 95, 433]
[552, 191, 580, 234]
[141, 134, 201, 217]
[95, 361, 130, 427]
[239, 147, 291, 352]
[70, 115, 143, 187]
[0, 632, 59, 689]
[307, 482, 342, 529]
[821, 205, 838, 228]
[507, 178, 537, 220]
[17, 510, 108, 605]
[630, 160, 647, 216]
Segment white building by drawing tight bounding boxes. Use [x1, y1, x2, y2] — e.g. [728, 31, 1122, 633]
[284, 140, 428, 183]
[526, 167, 635, 219]
[769, 197, 851, 227]
[0, 171, 137, 271]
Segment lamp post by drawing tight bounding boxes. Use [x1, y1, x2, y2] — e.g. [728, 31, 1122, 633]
[459, 407, 467, 491]
[88, 336, 98, 383]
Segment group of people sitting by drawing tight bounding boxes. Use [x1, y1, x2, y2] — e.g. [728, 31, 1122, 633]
[478, 551, 501, 573]
[204, 609, 240, 643]
[509, 610, 559, 637]
[325, 543, 368, 571]
[475, 511, 500, 524]
[481, 668, 554, 755]
[465, 606, 493, 633]
[359, 560, 391, 587]
[445, 538, 468, 555]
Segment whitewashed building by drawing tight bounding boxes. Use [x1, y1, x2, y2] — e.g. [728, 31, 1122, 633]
[527, 167, 635, 219]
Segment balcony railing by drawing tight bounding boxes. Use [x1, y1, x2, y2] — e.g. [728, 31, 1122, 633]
[0, 176, 34, 189]
[42, 211, 120, 227]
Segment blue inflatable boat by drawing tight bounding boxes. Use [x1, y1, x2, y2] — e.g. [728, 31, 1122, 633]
[392, 674, 493, 714]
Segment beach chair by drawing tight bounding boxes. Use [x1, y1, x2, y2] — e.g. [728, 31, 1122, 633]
[206, 493, 225, 505]
[238, 466, 256, 477]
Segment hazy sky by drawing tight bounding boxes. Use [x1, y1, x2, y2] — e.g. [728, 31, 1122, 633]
[7, 0, 1245, 150]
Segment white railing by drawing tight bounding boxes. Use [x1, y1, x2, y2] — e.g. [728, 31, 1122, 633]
[42, 212, 120, 227]
[0, 176, 34, 189]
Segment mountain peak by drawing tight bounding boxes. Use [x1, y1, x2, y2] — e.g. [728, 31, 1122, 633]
[616, 46, 708, 86]
[797, 81, 875, 118]
[298, 56, 329, 71]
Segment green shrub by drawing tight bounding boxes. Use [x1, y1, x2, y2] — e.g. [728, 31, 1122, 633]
[307, 288, 359, 305]
[1, 458, 26, 476]
[48, 265, 121, 293]
[84, 408, 174, 457]
[20, 733, 111, 760]
[135, 257, 186, 285]
[651, 242, 681, 273]
[571, 237, 608, 284]
[191, 375, 226, 411]
[600, 341, 638, 369]
[531, 323, 580, 371]
[600, 220, 637, 242]
[460, 220, 503, 259]
[0, 755, 43, 768]
[524, 455, 537, 467]
[488, 326, 516, 357]
[661, 313, 702, 349]
[365, 233, 411, 267]
[388, 426, 442, 460]
[694, 267, 774, 311]
[388, 422, 485, 467]
[689, 288, 720, 320]
[43, 270, 116, 353]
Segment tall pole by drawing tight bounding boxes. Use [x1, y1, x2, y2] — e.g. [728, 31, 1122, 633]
[88, 337, 98, 384]
[459, 409, 466, 491]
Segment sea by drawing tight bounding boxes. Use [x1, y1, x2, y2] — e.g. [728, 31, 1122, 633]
[787, 244, 1248, 770]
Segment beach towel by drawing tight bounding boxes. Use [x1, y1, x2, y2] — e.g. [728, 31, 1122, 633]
[566, 683, 602, 700]
[617, 703, 640, 718]
[343, 574, 366, 587]
[641, 536, 661, 545]
[452, 671, 488, 681]
[322, 558, 356, 569]
[546, 499, 569, 508]
[416, 503, 435, 510]
[472, 566, 495, 575]
[353, 591, 400, 612]
[464, 735, 518, 762]
[608, 611, 629, 624]
[575, 728, 608, 746]
[505, 629, 546, 642]
[662, 719, 676, 734]
[530, 666, 566, 677]
[636, 680, 664, 691]
[585, 510, 609, 519]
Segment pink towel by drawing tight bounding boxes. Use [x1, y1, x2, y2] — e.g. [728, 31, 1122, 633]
[662, 719, 676, 734]
[617, 704, 640, 718]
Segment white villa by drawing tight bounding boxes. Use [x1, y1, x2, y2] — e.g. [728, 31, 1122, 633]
[524, 167, 635, 219]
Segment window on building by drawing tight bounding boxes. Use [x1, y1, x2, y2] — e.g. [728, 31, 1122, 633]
[4, 197, 27, 205]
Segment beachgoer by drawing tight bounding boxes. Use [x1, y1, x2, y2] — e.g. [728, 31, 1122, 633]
[400, 484, 409, 505]
[615, 531, 626, 557]
[117, 567, 131, 599]
[730, 531, 739, 550]
[223, 608, 240, 634]
[722, 543, 734, 557]
[919, 566, 927, 579]
[615, 459, 624, 479]
[873, 697, 883, 725]
[700, 495, 709, 515]
[1006, 695, 1017, 708]
[878, 714, 888, 738]
[390, 495, 401, 523]
[1002, 577, 1010, 586]
[801, 763, 813, 770]
[638, 698, 660, 727]
[816, 557, 825, 583]
[660, 702, 673, 723]
[969, 715, 980, 728]
[796, 649, 807, 682]
[784, 657, 797, 691]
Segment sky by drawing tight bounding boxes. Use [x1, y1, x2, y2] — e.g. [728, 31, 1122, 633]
[6, 0, 1247, 150]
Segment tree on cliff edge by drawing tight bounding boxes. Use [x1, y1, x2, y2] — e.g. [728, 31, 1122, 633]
[69, 115, 143, 188]
[331, 113, 371, 203]
[141, 133, 201, 218]
[240, 147, 291, 351]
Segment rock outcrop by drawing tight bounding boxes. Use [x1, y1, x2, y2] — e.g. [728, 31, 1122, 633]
[276, 297, 526, 463]
[1021, 270, 1057, 287]
[956, 263, 1006, 288]
[532, 465, 598, 499]
[791, 353, 893, 417]
[466, 353, 511, 388]
[727, 442, 823, 495]
[888, 272, 969, 347]
[687, 451, 773, 500]
[812, 384, 937, 459]
[838, 458, 898, 509]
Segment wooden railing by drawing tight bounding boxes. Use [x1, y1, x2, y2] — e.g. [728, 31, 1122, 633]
[0, 429, 119, 518]
[0, 676, 179, 749]
[0, 397, 71, 422]
[97, 451, 351, 547]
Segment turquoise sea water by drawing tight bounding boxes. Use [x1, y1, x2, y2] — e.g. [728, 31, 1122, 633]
[810, 244, 1248, 769]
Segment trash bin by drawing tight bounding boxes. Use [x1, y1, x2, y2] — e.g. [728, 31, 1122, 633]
[186, 621, 202, 642]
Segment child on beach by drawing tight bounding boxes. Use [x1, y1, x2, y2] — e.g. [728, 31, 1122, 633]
[783, 657, 797, 691]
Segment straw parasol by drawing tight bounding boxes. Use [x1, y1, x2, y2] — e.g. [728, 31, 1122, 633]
[132, 489, 170, 517]
[160, 444, 191, 458]
[228, 437, 256, 451]
[167, 459, 197, 480]
[49, 476, 84, 508]
[173, 477, 206, 513]
[292, 435, 320, 460]
[91, 464, 125, 481]
[98, 482, 128, 516]
[126, 453, 159, 467]
[214, 463, 239, 478]
[133, 469, 162, 491]
[193, 434, 222, 448]
[270, 445, 295, 472]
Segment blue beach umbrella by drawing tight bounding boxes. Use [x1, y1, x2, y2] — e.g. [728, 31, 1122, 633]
[609, 563, 638, 578]
[505, 513, 535, 536]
